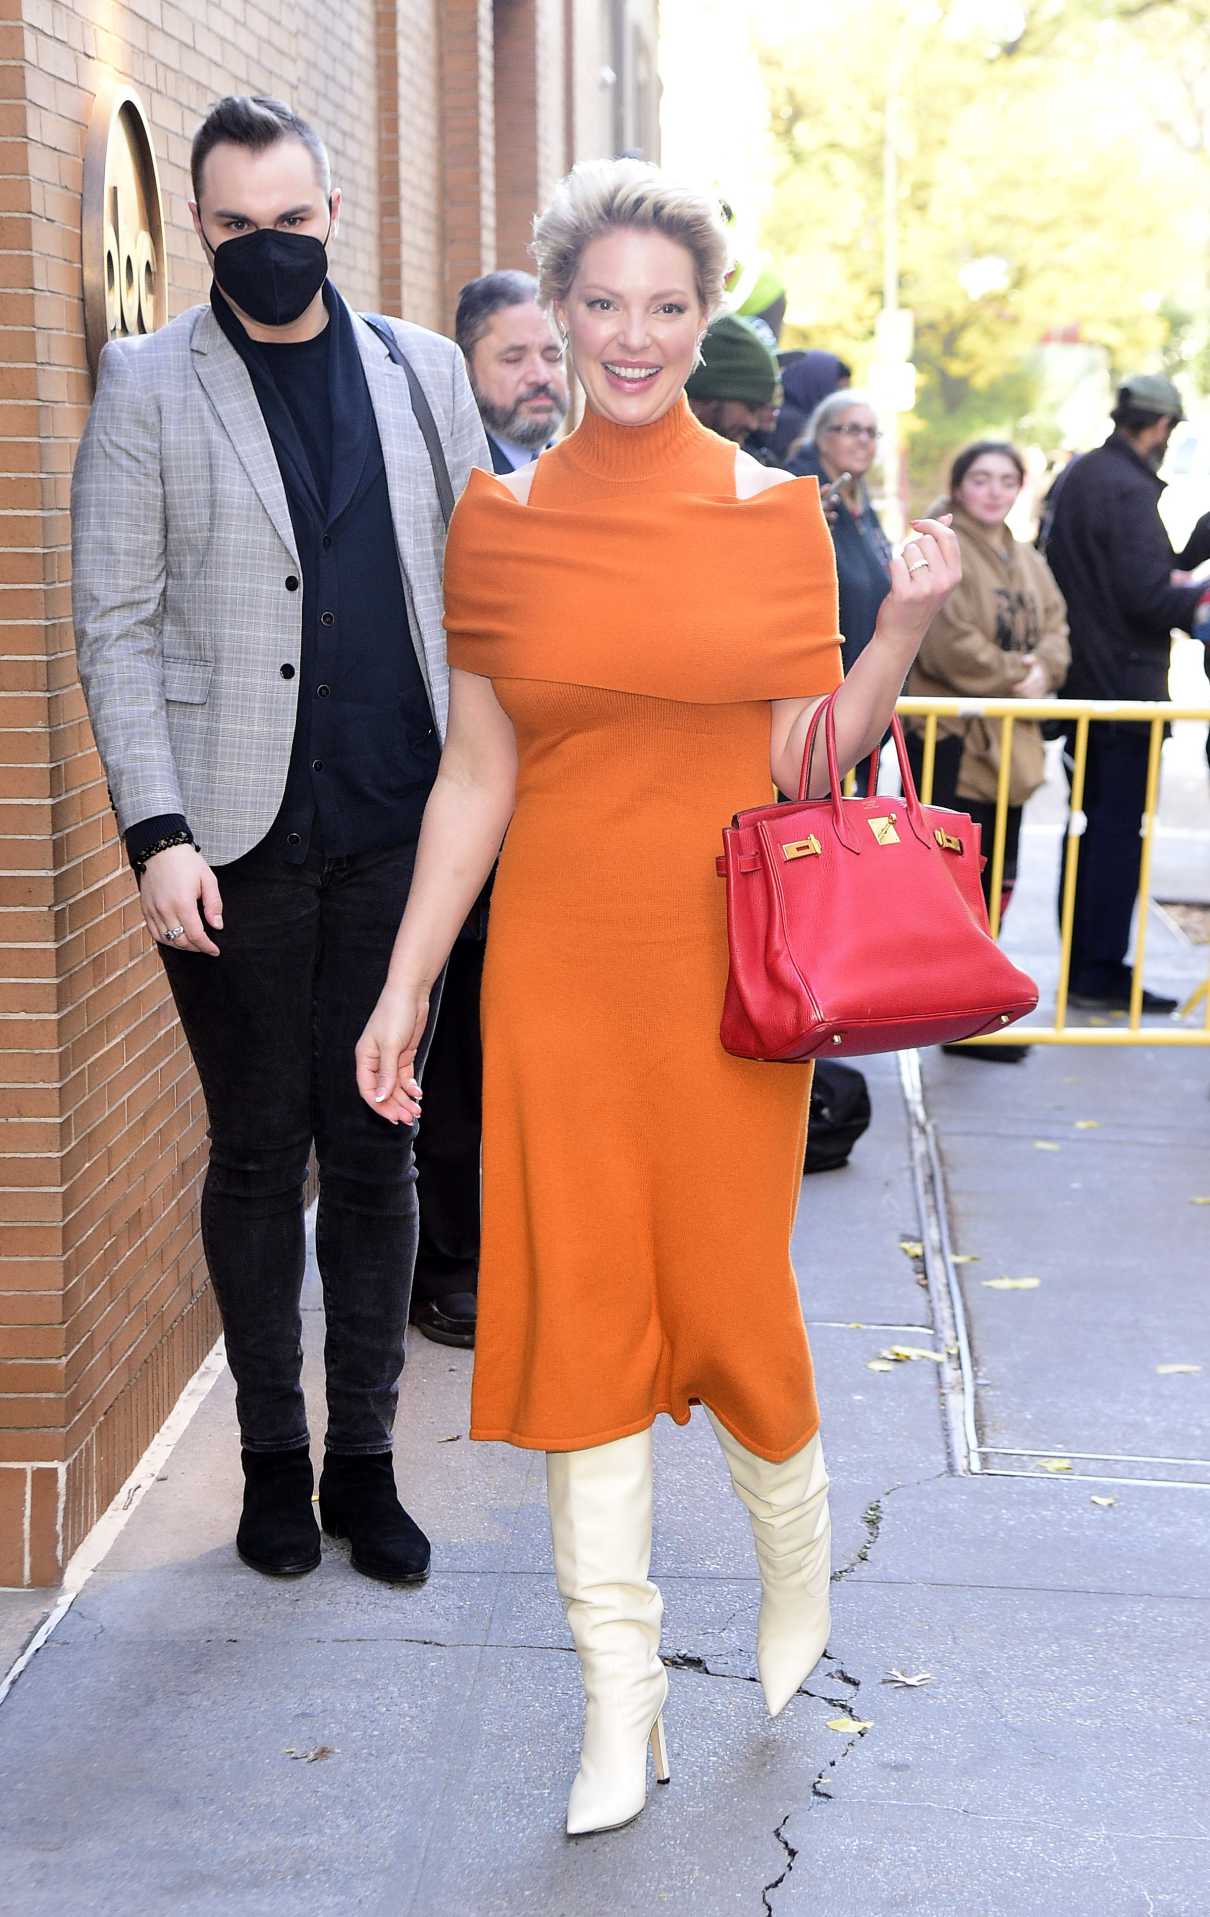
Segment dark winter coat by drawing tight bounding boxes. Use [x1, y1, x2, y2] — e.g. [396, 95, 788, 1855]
[1041, 433, 1202, 702]
[789, 445, 891, 673]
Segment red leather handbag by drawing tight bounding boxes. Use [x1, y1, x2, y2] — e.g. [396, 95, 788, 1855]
[717, 690, 1039, 1061]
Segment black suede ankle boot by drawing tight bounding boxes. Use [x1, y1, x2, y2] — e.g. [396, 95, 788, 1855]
[318, 1452, 431, 1585]
[237, 1446, 322, 1577]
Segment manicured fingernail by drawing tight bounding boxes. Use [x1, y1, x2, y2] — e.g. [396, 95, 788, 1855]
[374, 1092, 386, 1103]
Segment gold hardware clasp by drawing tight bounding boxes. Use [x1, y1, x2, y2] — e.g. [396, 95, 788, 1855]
[933, 827, 963, 854]
[782, 835, 822, 861]
[868, 815, 900, 846]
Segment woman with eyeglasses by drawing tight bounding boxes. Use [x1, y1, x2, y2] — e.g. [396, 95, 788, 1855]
[788, 391, 892, 676]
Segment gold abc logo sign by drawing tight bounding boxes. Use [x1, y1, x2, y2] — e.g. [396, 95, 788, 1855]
[83, 83, 168, 382]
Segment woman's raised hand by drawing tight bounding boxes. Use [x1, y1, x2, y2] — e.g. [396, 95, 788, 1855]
[355, 987, 429, 1126]
[877, 515, 962, 650]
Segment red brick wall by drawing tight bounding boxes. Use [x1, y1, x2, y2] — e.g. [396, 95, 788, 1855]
[493, 0, 566, 274]
[441, 0, 496, 318]
[0, 0, 657, 1588]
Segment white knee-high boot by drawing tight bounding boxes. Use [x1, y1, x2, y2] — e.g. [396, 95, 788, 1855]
[546, 1428, 670, 1836]
[706, 1410, 831, 1716]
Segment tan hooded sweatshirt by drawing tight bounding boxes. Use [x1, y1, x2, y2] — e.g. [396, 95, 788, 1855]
[906, 500, 1070, 806]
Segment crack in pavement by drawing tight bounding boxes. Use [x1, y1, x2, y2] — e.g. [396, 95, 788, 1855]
[761, 1813, 799, 1916]
[757, 1472, 945, 1909]
[831, 1496, 884, 1581]
[830, 1469, 949, 1583]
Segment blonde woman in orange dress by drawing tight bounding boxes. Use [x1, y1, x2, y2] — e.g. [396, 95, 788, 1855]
[356, 160, 959, 1836]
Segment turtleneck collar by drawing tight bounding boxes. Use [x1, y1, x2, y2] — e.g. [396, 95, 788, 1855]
[561, 393, 711, 479]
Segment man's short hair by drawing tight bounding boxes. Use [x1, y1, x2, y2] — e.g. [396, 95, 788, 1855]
[191, 96, 331, 205]
[455, 271, 542, 360]
[1111, 398, 1169, 435]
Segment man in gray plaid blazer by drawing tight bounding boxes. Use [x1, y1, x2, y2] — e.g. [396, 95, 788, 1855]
[72, 96, 489, 1585]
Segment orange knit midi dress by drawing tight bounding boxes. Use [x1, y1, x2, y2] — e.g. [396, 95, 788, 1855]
[443, 398, 843, 1462]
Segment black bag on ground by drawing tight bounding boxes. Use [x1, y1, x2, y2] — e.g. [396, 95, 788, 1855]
[804, 1060, 872, 1174]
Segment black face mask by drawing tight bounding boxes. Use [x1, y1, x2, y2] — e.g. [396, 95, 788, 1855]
[207, 214, 331, 328]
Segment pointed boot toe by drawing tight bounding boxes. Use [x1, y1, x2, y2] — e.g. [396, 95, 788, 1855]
[706, 1412, 833, 1717]
[566, 1704, 670, 1836]
[757, 1601, 831, 1716]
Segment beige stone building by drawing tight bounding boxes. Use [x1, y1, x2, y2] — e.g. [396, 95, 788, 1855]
[0, 0, 659, 1588]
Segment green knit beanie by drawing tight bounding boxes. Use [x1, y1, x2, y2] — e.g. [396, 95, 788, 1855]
[686, 314, 778, 406]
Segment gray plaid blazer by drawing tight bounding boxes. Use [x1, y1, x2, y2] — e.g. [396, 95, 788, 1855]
[71, 292, 490, 867]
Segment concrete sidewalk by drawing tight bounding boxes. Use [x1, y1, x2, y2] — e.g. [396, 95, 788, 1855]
[1, 735, 1208, 1914]
[1, 1036, 1207, 1916]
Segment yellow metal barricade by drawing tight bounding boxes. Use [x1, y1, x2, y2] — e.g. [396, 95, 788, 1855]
[892, 696, 1210, 1047]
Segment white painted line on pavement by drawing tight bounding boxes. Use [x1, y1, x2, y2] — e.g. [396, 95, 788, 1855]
[0, 1337, 229, 1711]
[898, 1048, 982, 1476]
[982, 1468, 1210, 1491]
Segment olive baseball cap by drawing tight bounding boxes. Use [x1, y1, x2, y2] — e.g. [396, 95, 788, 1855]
[1118, 372, 1185, 421]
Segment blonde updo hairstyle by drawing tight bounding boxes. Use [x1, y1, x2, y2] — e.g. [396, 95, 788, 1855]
[531, 157, 730, 322]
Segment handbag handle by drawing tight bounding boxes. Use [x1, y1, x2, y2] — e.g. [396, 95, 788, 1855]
[796, 690, 932, 849]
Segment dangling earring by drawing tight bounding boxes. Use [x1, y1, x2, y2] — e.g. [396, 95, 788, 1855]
[692, 333, 707, 373]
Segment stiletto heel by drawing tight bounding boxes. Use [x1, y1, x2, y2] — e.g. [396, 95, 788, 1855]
[649, 1711, 670, 1784]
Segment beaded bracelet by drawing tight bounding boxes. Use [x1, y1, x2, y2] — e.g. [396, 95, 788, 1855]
[132, 828, 197, 879]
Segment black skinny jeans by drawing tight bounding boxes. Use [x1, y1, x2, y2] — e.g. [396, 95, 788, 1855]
[161, 839, 430, 1455]
[904, 729, 1022, 915]
[1059, 722, 1152, 993]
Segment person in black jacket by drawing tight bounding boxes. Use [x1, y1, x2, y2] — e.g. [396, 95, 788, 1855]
[1172, 507, 1210, 777]
[788, 390, 892, 676]
[1042, 374, 1204, 1011]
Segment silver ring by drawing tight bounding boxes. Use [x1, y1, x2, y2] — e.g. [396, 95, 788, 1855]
[907, 557, 930, 574]
[163, 925, 185, 943]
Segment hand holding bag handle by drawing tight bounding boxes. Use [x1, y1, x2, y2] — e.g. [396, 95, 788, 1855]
[797, 692, 932, 850]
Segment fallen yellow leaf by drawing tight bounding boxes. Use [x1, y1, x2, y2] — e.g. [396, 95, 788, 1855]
[847, 1321, 865, 1329]
[825, 1716, 873, 1733]
[882, 1344, 946, 1364]
[1155, 1363, 1202, 1375]
[952, 1253, 980, 1265]
[1033, 1140, 1061, 1152]
[982, 1276, 1041, 1290]
[1090, 1496, 1116, 1509]
[1038, 1458, 1073, 1473]
[1191, 1197, 1210, 1206]
[899, 1239, 924, 1257]
[1074, 1120, 1101, 1130]
[867, 1359, 895, 1373]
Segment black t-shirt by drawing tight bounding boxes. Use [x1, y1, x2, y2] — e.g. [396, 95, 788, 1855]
[257, 328, 333, 512]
